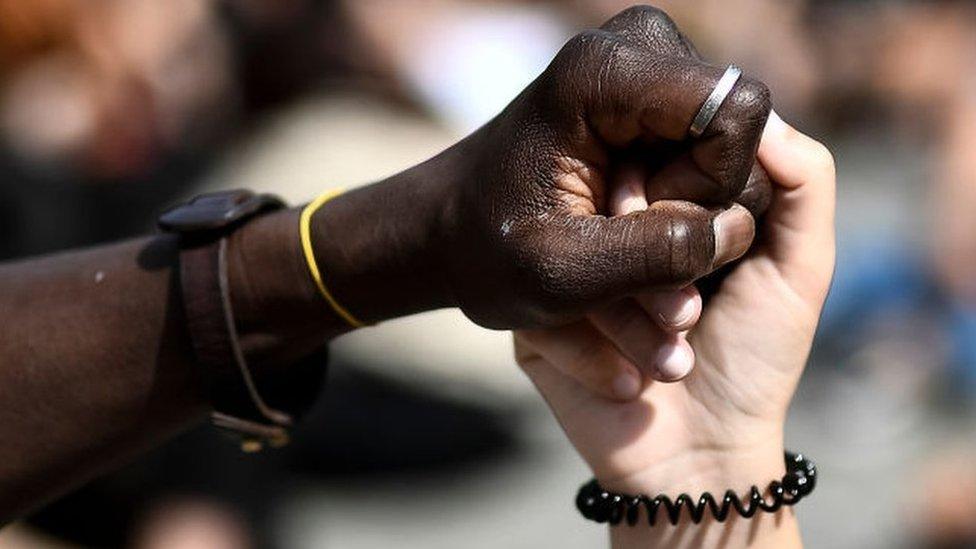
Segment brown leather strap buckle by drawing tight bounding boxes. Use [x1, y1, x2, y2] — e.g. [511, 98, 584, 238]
[160, 190, 309, 451]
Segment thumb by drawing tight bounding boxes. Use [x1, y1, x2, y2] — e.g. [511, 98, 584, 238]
[756, 111, 836, 304]
[551, 201, 755, 306]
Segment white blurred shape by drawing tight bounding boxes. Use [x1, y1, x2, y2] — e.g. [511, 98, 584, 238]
[401, 6, 570, 134]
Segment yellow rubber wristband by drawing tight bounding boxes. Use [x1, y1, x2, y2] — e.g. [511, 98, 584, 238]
[299, 189, 366, 328]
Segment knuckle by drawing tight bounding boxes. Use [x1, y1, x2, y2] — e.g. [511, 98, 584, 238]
[617, 4, 673, 27]
[659, 213, 711, 284]
[633, 5, 680, 38]
[604, 5, 687, 56]
[557, 30, 619, 68]
[546, 30, 622, 101]
[732, 77, 773, 118]
[700, 77, 771, 198]
[552, 29, 623, 84]
[808, 140, 836, 177]
[706, 78, 772, 197]
[546, 29, 636, 120]
[558, 32, 590, 63]
[716, 77, 772, 136]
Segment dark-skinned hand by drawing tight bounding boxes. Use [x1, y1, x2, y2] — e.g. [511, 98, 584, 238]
[437, 6, 773, 330]
[0, 5, 782, 523]
[233, 6, 774, 377]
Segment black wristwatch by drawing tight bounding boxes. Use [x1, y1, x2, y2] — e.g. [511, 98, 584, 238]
[159, 190, 327, 452]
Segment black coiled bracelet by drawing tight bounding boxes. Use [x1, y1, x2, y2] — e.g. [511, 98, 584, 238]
[576, 452, 816, 526]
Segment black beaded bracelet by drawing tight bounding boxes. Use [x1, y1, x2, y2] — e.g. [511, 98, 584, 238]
[576, 452, 816, 526]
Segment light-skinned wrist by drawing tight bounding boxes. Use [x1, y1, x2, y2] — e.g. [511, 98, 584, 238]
[600, 437, 800, 549]
[597, 438, 787, 498]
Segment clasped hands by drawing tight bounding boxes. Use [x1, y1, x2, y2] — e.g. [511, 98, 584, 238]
[452, 6, 836, 543]
[306, 7, 836, 541]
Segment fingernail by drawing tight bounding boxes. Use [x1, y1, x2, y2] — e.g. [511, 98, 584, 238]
[654, 291, 699, 329]
[712, 204, 755, 267]
[762, 110, 797, 147]
[618, 195, 649, 216]
[766, 110, 788, 134]
[612, 372, 641, 400]
[654, 342, 694, 381]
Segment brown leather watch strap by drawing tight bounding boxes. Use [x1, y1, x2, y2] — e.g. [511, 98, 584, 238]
[159, 190, 326, 451]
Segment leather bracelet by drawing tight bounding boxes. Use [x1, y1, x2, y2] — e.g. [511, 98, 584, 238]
[159, 190, 327, 452]
[576, 451, 816, 526]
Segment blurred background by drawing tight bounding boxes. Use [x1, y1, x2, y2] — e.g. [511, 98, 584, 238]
[1, 0, 975, 547]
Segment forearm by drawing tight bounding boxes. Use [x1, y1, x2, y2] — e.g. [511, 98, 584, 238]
[225, 149, 462, 363]
[0, 160, 458, 519]
[605, 442, 802, 549]
[300, 149, 460, 324]
[0, 236, 204, 521]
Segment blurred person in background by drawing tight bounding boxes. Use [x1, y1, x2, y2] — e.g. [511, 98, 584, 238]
[804, 3, 976, 546]
[0, 0, 387, 259]
[818, 2, 976, 547]
[0, 0, 232, 258]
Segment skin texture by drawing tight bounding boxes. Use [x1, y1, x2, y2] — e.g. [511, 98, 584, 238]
[437, 6, 773, 329]
[0, 6, 774, 524]
[0, 237, 203, 521]
[232, 7, 776, 377]
[514, 113, 836, 548]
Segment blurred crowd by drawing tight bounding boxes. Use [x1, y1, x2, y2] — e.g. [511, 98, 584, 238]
[1, 1, 975, 548]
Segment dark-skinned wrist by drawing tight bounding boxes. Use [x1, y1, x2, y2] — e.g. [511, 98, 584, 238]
[225, 207, 334, 373]
[306, 149, 462, 324]
[224, 148, 463, 372]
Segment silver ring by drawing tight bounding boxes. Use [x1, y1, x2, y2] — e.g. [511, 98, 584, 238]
[688, 64, 742, 138]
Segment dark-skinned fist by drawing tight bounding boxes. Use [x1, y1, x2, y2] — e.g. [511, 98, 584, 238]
[438, 5, 773, 329]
